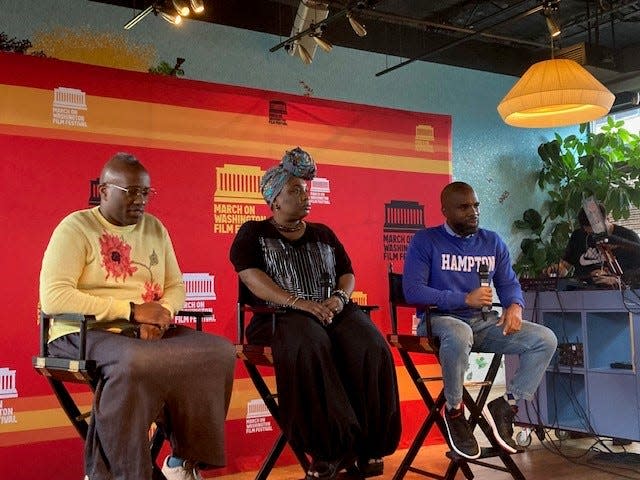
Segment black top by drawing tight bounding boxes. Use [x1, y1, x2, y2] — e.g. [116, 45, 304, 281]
[563, 224, 640, 278]
[229, 219, 353, 305]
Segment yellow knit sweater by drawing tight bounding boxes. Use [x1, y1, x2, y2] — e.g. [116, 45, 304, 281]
[39, 207, 185, 341]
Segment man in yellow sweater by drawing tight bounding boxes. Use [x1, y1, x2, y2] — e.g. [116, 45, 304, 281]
[40, 152, 235, 480]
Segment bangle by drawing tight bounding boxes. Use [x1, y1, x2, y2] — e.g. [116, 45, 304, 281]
[332, 289, 349, 306]
[129, 302, 136, 322]
[290, 296, 301, 308]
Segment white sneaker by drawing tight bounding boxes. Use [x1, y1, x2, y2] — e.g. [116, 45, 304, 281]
[161, 456, 203, 480]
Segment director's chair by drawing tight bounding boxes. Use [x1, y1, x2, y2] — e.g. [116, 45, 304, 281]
[32, 310, 210, 480]
[235, 279, 379, 480]
[386, 266, 525, 480]
[235, 280, 311, 480]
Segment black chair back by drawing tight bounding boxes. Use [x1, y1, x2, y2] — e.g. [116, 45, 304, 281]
[388, 265, 435, 337]
[388, 270, 405, 334]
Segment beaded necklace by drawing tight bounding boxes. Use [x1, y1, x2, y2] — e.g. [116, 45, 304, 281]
[271, 217, 306, 233]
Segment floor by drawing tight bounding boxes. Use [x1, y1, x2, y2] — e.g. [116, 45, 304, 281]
[212, 383, 640, 480]
[213, 432, 640, 480]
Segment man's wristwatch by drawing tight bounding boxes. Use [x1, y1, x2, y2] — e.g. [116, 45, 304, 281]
[129, 302, 136, 322]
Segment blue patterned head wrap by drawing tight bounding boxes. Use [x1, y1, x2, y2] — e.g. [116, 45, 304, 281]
[260, 147, 316, 207]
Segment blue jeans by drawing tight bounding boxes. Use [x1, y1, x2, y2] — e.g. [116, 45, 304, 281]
[417, 311, 557, 408]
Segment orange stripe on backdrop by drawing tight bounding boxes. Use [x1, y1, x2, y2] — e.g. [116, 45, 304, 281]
[0, 85, 451, 175]
[12, 392, 93, 410]
[0, 426, 79, 447]
[0, 364, 441, 446]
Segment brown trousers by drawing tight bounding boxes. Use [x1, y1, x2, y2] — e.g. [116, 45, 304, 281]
[49, 326, 236, 480]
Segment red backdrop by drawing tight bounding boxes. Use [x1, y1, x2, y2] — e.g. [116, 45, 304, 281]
[0, 52, 451, 478]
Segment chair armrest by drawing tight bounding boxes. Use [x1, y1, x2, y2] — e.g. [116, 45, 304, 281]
[241, 305, 284, 315]
[39, 313, 96, 359]
[357, 304, 379, 315]
[388, 301, 436, 337]
[237, 304, 286, 344]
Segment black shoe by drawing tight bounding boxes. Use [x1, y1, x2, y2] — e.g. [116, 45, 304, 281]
[444, 406, 480, 459]
[305, 454, 355, 480]
[305, 460, 339, 480]
[355, 457, 384, 477]
[482, 397, 523, 453]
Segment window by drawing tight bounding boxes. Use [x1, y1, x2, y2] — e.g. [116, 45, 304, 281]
[591, 105, 640, 235]
[592, 105, 640, 133]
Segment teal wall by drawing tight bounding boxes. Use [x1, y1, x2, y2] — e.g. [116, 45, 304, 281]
[2, 0, 572, 255]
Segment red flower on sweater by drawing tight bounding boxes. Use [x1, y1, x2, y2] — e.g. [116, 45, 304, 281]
[142, 281, 163, 302]
[99, 232, 137, 281]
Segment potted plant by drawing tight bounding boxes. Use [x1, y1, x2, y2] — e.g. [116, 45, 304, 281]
[513, 116, 640, 277]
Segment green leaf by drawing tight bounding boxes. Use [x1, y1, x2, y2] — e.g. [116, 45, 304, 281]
[513, 116, 640, 274]
[522, 209, 542, 229]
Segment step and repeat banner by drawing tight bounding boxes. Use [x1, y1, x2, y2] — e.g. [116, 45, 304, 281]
[0, 52, 451, 478]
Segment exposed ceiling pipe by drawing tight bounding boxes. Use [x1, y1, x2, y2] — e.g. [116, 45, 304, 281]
[561, 0, 640, 44]
[375, 0, 545, 76]
[358, 9, 549, 49]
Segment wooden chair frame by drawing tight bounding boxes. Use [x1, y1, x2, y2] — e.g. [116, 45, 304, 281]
[235, 279, 379, 479]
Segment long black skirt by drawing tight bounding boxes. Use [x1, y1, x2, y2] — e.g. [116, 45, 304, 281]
[246, 302, 401, 462]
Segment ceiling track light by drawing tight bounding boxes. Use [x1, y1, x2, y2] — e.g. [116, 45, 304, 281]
[160, 10, 182, 25]
[297, 43, 313, 64]
[172, 0, 190, 17]
[190, 0, 205, 14]
[311, 33, 333, 52]
[543, 9, 561, 38]
[270, 4, 370, 62]
[347, 12, 367, 37]
[123, 1, 205, 30]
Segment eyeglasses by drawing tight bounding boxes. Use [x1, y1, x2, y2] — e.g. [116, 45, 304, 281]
[102, 183, 157, 199]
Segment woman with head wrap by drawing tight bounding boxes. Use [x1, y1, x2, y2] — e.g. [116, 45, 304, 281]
[230, 147, 401, 480]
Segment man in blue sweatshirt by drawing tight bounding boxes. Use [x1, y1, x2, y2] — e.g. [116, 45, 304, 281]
[403, 181, 556, 460]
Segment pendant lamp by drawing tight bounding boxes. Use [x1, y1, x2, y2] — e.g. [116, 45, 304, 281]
[497, 58, 615, 128]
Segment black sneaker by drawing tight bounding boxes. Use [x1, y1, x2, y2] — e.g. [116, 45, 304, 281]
[444, 406, 480, 459]
[482, 397, 523, 453]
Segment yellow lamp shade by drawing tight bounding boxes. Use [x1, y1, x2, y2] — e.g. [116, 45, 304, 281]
[497, 59, 615, 128]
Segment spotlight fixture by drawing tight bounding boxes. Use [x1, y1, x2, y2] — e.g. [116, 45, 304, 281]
[347, 12, 367, 37]
[172, 0, 190, 16]
[544, 11, 561, 37]
[190, 0, 205, 14]
[542, 1, 561, 38]
[297, 43, 313, 64]
[160, 10, 182, 25]
[311, 34, 333, 53]
[270, 3, 372, 63]
[123, 1, 205, 30]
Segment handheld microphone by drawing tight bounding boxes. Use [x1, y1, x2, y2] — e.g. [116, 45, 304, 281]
[320, 272, 332, 300]
[478, 262, 491, 320]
